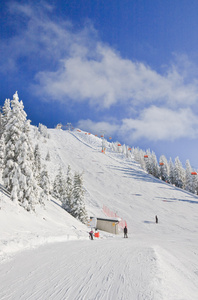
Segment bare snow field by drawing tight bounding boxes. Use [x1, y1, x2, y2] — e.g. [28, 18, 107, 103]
[1, 128, 198, 299]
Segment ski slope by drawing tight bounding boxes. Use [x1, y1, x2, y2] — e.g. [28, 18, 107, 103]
[2, 238, 196, 300]
[1, 128, 198, 299]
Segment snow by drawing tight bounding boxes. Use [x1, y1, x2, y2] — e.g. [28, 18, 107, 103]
[1, 128, 198, 299]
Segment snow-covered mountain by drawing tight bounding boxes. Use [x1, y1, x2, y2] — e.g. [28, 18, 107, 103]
[1, 127, 198, 299]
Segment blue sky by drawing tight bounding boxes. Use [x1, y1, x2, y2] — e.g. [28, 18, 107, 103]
[1, 0, 198, 168]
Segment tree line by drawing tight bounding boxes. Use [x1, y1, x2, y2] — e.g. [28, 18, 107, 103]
[0, 92, 87, 223]
[110, 142, 198, 195]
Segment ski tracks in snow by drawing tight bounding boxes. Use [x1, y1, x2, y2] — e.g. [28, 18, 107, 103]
[1, 237, 198, 299]
[0, 238, 167, 300]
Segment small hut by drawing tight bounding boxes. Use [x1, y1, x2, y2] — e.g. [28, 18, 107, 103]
[90, 217, 120, 234]
[56, 123, 62, 129]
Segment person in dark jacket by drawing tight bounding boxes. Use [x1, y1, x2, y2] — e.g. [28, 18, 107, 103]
[89, 230, 94, 240]
[155, 215, 158, 224]
[124, 226, 128, 238]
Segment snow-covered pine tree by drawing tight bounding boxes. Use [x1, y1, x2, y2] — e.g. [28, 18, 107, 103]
[14, 102, 38, 210]
[3, 92, 24, 192]
[3, 92, 39, 210]
[132, 147, 141, 165]
[174, 157, 185, 189]
[159, 155, 169, 182]
[2, 98, 11, 131]
[45, 151, 50, 161]
[62, 164, 73, 212]
[135, 149, 145, 170]
[34, 144, 42, 183]
[138, 151, 146, 170]
[53, 173, 60, 199]
[194, 172, 198, 195]
[40, 165, 51, 201]
[11, 162, 21, 204]
[70, 172, 87, 224]
[185, 160, 193, 193]
[150, 151, 160, 179]
[53, 167, 66, 199]
[111, 142, 117, 152]
[0, 134, 5, 170]
[125, 146, 130, 158]
[168, 158, 175, 185]
[144, 150, 153, 174]
[122, 144, 127, 156]
[190, 168, 198, 195]
[38, 123, 50, 139]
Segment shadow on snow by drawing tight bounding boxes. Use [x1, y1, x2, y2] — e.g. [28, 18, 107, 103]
[155, 197, 198, 204]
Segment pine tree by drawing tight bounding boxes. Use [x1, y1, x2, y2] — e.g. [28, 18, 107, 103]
[16, 127, 37, 209]
[0, 134, 5, 170]
[62, 164, 73, 212]
[3, 92, 38, 210]
[2, 98, 11, 131]
[168, 158, 175, 185]
[45, 151, 50, 161]
[34, 144, 42, 183]
[15, 105, 38, 210]
[122, 144, 127, 156]
[139, 150, 146, 170]
[40, 165, 51, 201]
[185, 160, 193, 192]
[144, 150, 152, 175]
[159, 155, 169, 182]
[11, 162, 21, 204]
[174, 157, 185, 189]
[38, 123, 50, 139]
[70, 172, 87, 224]
[151, 151, 160, 178]
[194, 172, 198, 195]
[125, 146, 131, 158]
[132, 147, 141, 165]
[3, 92, 24, 192]
[53, 167, 66, 199]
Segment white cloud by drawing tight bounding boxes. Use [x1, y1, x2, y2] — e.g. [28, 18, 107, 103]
[78, 107, 198, 142]
[2, 2, 198, 110]
[77, 119, 119, 136]
[34, 44, 198, 109]
[121, 107, 198, 141]
[3, 2, 198, 143]
[0, 2, 74, 72]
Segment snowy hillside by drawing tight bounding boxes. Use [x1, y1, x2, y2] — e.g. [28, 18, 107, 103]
[1, 127, 198, 299]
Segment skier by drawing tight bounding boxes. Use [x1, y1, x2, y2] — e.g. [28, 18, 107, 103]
[89, 229, 94, 240]
[155, 215, 158, 224]
[124, 226, 128, 238]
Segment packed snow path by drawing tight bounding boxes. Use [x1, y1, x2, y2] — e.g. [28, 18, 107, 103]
[1, 237, 197, 300]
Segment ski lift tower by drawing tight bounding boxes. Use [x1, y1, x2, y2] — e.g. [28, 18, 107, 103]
[67, 123, 71, 131]
[100, 130, 106, 153]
